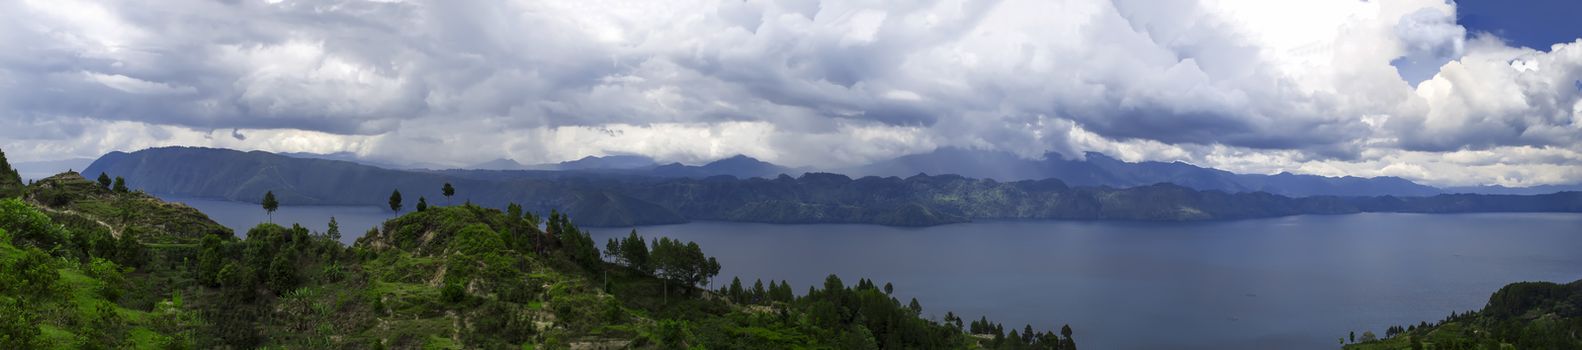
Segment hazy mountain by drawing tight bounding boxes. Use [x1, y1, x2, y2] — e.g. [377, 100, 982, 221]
[10, 157, 96, 182]
[650, 155, 797, 179]
[553, 154, 657, 170]
[1443, 184, 1582, 195]
[467, 158, 530, 170]
[83, 147, 1579, 227]
[847, 148, 1443, 197]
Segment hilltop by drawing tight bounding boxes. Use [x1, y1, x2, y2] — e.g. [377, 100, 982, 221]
[24, 171, 231, 242]
[0, 176, 1075, 348]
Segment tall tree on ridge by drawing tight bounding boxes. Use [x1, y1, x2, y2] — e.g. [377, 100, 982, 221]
[389, 189, 403, 213]
[97, 173, 112, 190]
[442, 182, 455, 205]
[261, 191, 279, 223]
[112, 176, 128, 193]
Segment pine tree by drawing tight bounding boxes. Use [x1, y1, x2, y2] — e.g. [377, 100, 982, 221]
[97, 172, 112, 190]
[728, 277, 744, 303]
[326, 217, 341, 242]
[388, 189, 403, 213]
[416, 197, 428, 212]
[0, 148, 22, 198]
[261, 191, 279, 223]
[112, 177, 128, 193]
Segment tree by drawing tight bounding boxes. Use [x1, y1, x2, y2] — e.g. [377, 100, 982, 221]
[752, 279, 766, 302]
[1061, 324, 1072, 340]
[0, 298, 43, 349]
[267, 254, 296, 293]
[1350, 331, 1355, 343]
[0, 148, 21, 199]
[442, 182, 455, 204]
[112, 176, 128, 193]
[388, 189, 403, 213]
[97, 172, 112, 190]
[416, 197, 428, 212]
[1360, 331, 1377, 342]
[728, 277, 744, 303]
[261, 191, 279, 223]
[196, 235, 225, 287]
[620, 230, 651, 273]
[326, 217, 341, 242]
[883, 282, 893, 295]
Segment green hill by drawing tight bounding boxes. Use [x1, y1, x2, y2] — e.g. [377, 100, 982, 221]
[1, 171, 1076, 349]
[24, 171, 232, 243]
[1342, 279, 1582, 349]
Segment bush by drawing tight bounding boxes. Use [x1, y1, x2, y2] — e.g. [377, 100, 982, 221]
[10, 247, 58, 300]
[442, 281, 466, 304]
[0, 298, 44, 349]
[86, 258, 125, 301]
[0, 198, 70, 249]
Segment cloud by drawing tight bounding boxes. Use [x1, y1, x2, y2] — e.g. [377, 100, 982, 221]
[0, 0, 1579, 186]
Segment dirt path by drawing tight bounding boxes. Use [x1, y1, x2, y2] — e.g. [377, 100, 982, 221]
[27, 201, 121, 238]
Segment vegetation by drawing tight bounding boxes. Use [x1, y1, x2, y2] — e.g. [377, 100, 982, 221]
[22, 172, 230, 243]
[1, 169, 1074, 349]
[1343, 279, 1582, 349]
[0, 149, 20, 199]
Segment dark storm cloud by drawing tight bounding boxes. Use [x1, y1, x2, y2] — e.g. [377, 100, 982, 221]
[0, 0, 1579, 186]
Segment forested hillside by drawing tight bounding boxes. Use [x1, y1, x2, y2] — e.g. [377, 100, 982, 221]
[0, 170, 1073, 349]
[1343, 279, 1582, 349]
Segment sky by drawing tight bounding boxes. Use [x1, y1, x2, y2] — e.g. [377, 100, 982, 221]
[1, 0, 1580, 187]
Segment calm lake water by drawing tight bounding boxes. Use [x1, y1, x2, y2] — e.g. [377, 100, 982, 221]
[163, 197, 1582, 349]
[585, 214, 1582, 350]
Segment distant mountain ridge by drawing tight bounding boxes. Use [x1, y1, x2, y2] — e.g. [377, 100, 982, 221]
[846, 147, 1444, 197]
[1444, 184, 1582, 195]
[84, 147, 1582, 227]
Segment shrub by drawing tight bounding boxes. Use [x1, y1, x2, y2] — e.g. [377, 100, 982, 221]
[0, 198, 69, 249]
[442, 281, 466, 304]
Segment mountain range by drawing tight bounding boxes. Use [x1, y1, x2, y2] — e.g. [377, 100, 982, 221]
[83, 147, 1582, 227]
[844, 148, 1445, 197]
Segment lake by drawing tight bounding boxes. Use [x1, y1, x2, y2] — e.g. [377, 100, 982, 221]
[164, 197, 1582, 349]
[585, 214, 1582, 350]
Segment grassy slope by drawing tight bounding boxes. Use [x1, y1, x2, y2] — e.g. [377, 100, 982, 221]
[0, 233, 186, 349]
